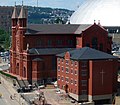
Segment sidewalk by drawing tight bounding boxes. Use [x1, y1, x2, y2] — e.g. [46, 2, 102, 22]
[0, 62, 9, 71]
[0, 62, 8, 66]
[0, 74, 28, 105]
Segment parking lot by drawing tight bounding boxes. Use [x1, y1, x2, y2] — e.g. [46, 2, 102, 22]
[40, 88, 78, 105]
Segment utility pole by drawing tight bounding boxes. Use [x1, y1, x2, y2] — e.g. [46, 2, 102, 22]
[37, 0, 38, 7]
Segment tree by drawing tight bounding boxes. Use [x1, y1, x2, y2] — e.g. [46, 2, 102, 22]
[4, 32, 10, 50]
[0, 28, 10, 50]
[54, 17, 65, 24]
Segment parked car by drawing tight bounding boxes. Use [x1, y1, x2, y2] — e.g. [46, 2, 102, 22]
[38, 85, 45, 89]
[17, 87, 31, 93]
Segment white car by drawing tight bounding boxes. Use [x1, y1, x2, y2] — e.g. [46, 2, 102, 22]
[56, 89, 61, 94]
[38, 85, 45, 89]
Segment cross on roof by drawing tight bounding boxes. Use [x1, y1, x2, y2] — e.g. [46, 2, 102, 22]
[100, 69, 105, 85]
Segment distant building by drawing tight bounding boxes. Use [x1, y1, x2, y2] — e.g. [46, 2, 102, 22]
[0, 6, 13, 31]
[70, 0, 120, 27]
[0, 6, 27, 32]
[57, 47, 118, 102]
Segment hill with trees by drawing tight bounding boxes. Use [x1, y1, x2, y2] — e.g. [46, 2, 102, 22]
[0, 29, 10, 51]
[0, 6, 74, 50]
[28, 6, 73, 24]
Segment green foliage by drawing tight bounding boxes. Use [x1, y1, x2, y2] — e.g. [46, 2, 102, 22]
[118, 70, 120, 75]
[4, 32, 10, 50]
[0, 28, 10, 50]
[0, 71, 17, 79]
[27, 6, 73, 24]
[54, 17, 65, 24]
[0, 29, 6, 43]
[0, 46, 4, 52]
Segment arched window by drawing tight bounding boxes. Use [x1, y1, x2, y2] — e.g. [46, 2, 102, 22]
[16, 63, 19, 68]
[92, 37, 98, 49]
[36, 39, 42, 47]
[99, 43, 103, 51]
[48, 40, 52, 47]
[23, 67, 26, 78]
[16, 63, 19, 75]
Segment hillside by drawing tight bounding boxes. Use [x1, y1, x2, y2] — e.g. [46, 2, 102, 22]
[27, 6, 74, 24]
[0, 6, 74, 50]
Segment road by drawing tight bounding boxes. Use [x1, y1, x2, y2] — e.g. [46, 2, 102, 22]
[0, 61, 20, 105]
[0, 84, 20, 105]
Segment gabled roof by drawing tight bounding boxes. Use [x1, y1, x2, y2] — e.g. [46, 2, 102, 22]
[12, 6, 18, 19]
[18, 6, 26, 19]
[26, 24, 91, 35]
[57, 47, 118, 60]
[86, 23, 107, 33]
[74, 24, 91, 34]
[26, 23, 107, 35]
[29, 48, 74, 55]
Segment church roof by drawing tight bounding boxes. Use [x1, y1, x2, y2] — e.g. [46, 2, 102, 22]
[12, 6, 18, 19]
[26, 24, 91, 35]
[18, 6, 26, 19]
[70, 0, 120, 26]
[57, 47, 118, 60]
[29, 48, 74, 55]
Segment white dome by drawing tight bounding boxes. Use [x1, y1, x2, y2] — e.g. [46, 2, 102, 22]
[70, 0, 120, 26]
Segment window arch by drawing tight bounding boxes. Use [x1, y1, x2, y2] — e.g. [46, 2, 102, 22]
[23, 67, 26, 78]
[16, 63, 19, 75]
[16, 63, 19, 67]
[92, 37, 98, 49]
[99, 43, 103, 51]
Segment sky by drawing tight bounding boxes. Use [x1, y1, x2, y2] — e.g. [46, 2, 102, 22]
[0, 0, 85, 10]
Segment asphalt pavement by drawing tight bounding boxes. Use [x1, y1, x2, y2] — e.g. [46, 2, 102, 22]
[0, 61, 28, 105]
[0, 83, 20, 105]
[0, 61, 20, 105]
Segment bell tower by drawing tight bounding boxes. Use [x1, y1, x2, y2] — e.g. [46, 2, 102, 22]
[18, 2, 27, 28]
[16, 1, 27, 77]
[17, 1, 27, 52]
[10, 3, 18, 74]
[11, 2, 18, 51]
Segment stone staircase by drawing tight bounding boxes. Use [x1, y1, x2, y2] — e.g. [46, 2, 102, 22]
[17, 80, 25, 87]
[16, 79, 29, 88]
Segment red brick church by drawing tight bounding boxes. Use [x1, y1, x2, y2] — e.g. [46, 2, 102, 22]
[10, 5, 118, 103]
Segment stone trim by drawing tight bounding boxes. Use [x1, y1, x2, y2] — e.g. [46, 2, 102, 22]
[88, 94, 112, 102]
